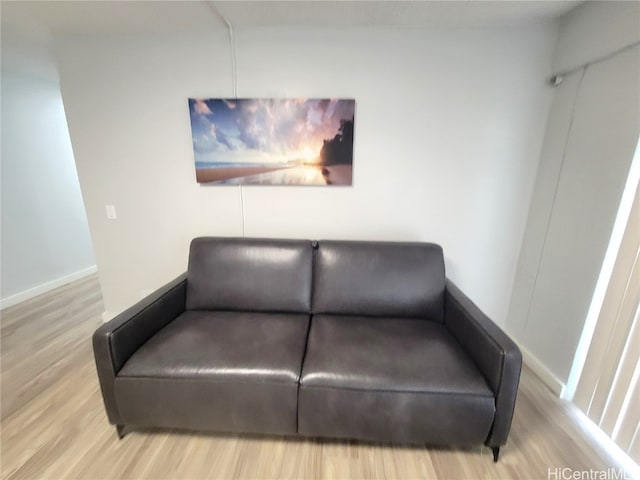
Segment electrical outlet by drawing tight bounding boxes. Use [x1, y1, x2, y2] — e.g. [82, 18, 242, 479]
[105, 204, 117, 220]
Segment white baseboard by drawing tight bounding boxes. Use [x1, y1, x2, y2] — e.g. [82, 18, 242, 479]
[0, 265, 97, 310]
[101, 311, 116, 323]
[519, 343, 566, 396]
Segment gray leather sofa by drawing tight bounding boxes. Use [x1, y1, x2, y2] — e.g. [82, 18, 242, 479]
[93, 237, 522, 462]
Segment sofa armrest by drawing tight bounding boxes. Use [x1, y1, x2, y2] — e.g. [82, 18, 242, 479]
[92, 273, 187, 424]
[444, 280, 522, 447]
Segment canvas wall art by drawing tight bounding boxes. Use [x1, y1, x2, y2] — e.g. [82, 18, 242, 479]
[188, 98, 355, 185]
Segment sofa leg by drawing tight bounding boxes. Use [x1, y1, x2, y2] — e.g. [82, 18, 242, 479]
[116, 424, 126, 439]
[491, 446, 500, 463]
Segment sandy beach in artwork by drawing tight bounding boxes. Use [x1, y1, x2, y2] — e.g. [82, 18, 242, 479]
[196, 166, 289, 183]
[197, 164, 353, 185]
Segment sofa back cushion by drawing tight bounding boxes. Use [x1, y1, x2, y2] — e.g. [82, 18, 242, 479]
[186, 237, 313, 313]
[312, 240, 445, 320]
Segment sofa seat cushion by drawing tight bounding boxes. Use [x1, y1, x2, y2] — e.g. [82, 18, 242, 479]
[298, 315, 496, 445]
[114, 310, 309, 434]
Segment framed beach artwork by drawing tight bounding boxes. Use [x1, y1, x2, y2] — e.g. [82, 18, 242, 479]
[188, 98, 355, 185]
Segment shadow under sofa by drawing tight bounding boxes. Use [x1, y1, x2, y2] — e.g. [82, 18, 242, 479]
[93, 237, 522, 462]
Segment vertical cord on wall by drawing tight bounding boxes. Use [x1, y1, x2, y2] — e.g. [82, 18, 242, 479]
[210, 1, 243, 235]
[522, 66, 588, 334]
[239, 184, 245, 236]
[225, 19, 238, 99]
[226, 21, 243, 235]
[209, 1, 238, 98]
[220, 5, 243, 235]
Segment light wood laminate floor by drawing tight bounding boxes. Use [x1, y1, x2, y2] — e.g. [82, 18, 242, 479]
[0, 274, 632, 479]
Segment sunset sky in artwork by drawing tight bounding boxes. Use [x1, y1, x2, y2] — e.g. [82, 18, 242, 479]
[188, 98, 355, 166]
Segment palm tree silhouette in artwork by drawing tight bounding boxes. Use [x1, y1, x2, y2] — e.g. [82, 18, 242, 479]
[319, 117, 354, 166]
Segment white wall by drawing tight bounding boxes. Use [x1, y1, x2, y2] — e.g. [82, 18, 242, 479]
[0, 69, 96, 305]
[54, 24, 558, 319]
[506, 1, 640, 386]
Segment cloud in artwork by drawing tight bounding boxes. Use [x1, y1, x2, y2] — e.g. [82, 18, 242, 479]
[193, 99, 212, 115]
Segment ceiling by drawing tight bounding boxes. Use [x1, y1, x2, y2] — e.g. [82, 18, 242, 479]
[215, 1, 582, 28]
[2, 0, 582, 38]
[0, 0, 582, 80]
